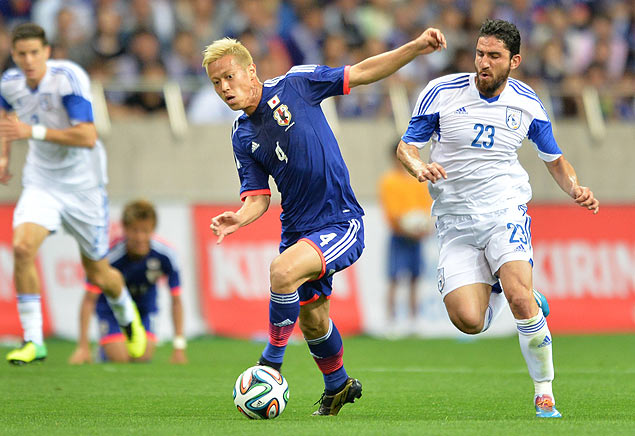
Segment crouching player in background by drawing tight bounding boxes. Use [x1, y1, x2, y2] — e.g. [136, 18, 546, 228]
[69, 200, 187, 364]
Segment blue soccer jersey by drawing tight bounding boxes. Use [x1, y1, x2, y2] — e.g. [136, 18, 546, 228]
[231, 65, 364, 233]
[91, 238, 181, 317]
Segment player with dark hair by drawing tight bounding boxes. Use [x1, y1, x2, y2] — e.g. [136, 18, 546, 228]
[0, 23, 146, 365]
[397, 18, 599, 418]
[69, 200, 186, 364]
[202, 29, 446, 415]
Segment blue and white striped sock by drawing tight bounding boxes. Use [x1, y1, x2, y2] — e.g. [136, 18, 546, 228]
[516, 310, 554, 392]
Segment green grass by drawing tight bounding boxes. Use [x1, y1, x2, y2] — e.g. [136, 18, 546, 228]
[1, 335, 635, 435]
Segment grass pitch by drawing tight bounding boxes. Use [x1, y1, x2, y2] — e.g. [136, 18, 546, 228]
[1, 334, 634, 435]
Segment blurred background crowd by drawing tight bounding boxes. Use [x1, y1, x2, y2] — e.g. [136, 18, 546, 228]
[1, 0, 633, 122]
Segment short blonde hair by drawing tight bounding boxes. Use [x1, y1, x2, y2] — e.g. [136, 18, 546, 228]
[202, 37, 253, 73]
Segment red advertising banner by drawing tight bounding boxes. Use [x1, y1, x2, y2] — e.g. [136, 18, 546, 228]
[193, 205, 362, 338]
[530, 204, 635, 333]
[0, 205, 53, 338]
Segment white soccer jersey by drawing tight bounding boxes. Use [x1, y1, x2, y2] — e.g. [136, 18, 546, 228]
[402, 73, 562, 216]
[0, 59, 107, 191]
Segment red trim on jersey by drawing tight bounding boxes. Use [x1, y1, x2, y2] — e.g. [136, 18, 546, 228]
[299, 237, 326, 279]
[300, 294, 331, 306]
[170, 286, 181, 296]
[85, 283, 101, 294]
[343, 65, 351, 95]
[240, 189, 271, 202]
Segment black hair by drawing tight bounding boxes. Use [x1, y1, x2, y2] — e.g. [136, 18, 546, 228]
[12, 23, 48, 46]
[478, 19, 521, 57]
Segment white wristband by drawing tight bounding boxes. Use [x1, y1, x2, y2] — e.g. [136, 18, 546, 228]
[173, 335, 187, 350]
[31, 124, 47, 141]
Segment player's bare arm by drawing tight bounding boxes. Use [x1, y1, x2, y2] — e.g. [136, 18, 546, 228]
[210, 194, 271, 244]
[396, 140, 447, 184]
[0, 116, 97, 148]
[348, 28, 446, 88]
[545, 156, 599, 214]
[170, 293, 187, 364]
[0, 111, 12, 184]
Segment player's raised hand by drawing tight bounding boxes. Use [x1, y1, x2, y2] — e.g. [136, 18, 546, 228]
[572, 185, 599, 214]
[210, 211, 242, 244]
[415, 162, 447, 184]
[414, 28, 447, 55]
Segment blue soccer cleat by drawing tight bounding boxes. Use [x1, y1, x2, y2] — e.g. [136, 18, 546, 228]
[535, 394, 562, 418]
[533, 288, 550, 318]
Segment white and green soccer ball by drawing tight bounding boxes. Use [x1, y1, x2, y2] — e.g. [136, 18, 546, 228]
[233, 365, 289, 419]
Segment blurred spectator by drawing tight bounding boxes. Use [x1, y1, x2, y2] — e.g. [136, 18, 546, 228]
[0, 28, 14, 73]
[123, 61, 167, 115]
[4, 0, 629, 121]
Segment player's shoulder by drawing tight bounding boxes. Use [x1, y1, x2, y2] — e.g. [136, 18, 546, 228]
[231, 113, 250, 141]
[1, 68, 25, 94]
[150, 237, 179, 264]
[414, 73, 472, 115]
[264, 65, 320, 89]
[107, 238, 128, 263]
[1, 67, 24, 83]
[47, 59, 90, 83]
[425, 72, 472, 89]
[505, 77, 549, 118]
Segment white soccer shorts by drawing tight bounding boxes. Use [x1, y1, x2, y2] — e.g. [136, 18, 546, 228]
[13, 185, 110, 260]
[435, 204, 533, 298]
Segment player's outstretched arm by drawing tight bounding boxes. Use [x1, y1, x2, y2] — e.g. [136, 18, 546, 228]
[0, 111, 13, 184]
[545, 156, 599, 214]
[169, 293, 187, 364]
[0, 115, 97, 148]
[348, 28, 446, 89]
[68, 291, 99, 365]
[397, 140, 447, 184]
[210, 194, 271, 244]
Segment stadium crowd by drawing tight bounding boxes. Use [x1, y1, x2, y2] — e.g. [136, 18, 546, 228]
[1, 0, 633, 120]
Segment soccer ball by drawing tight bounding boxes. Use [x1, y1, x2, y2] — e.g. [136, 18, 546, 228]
[233, 365, 289, 419]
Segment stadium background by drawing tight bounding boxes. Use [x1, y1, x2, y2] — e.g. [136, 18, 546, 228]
[0, 0, 633, 343]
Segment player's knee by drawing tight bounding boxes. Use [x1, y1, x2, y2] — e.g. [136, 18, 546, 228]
[506, 290, 535, 318]
[449, 311, 484, 335]
[269, 259, 295, 292]
[85, 268, 107, 290]
[13, 239, 38, 265]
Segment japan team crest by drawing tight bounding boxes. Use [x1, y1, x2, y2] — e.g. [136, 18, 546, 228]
[437, 267, 445, 293]
[505, 107, 522, 130]
[274, 104, 292, 126]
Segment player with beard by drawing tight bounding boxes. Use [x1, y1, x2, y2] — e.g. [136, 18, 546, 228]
[397, 19, 599, 418]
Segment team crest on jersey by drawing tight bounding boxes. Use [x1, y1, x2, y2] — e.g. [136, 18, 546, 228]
[39, 93, 53, 111]
[274, 104, 292, 126]
[506, 107, 522, 130]
[437, 268, 445, 293]
[145, 258, 162, 283]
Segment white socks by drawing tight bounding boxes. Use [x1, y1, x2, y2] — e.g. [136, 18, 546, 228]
[481, 288, 507, 333]
[516, 311, 555, 399]
[17, 294, 43, 345]
[104, 287, 136, 326]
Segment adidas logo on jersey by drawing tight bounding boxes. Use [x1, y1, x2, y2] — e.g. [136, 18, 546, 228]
[514, 245, 526, 252]
[455, 106, 468, 115]
[538, 335, 552, 348]
[251, 141, 260, 153]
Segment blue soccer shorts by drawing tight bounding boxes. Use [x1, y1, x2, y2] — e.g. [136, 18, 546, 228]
[279, 218, 365, 305]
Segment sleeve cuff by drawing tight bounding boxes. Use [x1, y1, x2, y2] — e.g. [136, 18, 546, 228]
[240, 189, 271, 202]
[343, 65, 351, 95]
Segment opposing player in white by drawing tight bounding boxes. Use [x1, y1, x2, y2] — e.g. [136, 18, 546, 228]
[397, 19, 599, 418]
[0, 23, 147, 365]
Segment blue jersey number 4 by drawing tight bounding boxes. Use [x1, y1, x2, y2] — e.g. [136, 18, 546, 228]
[471, 123, 495, 149]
